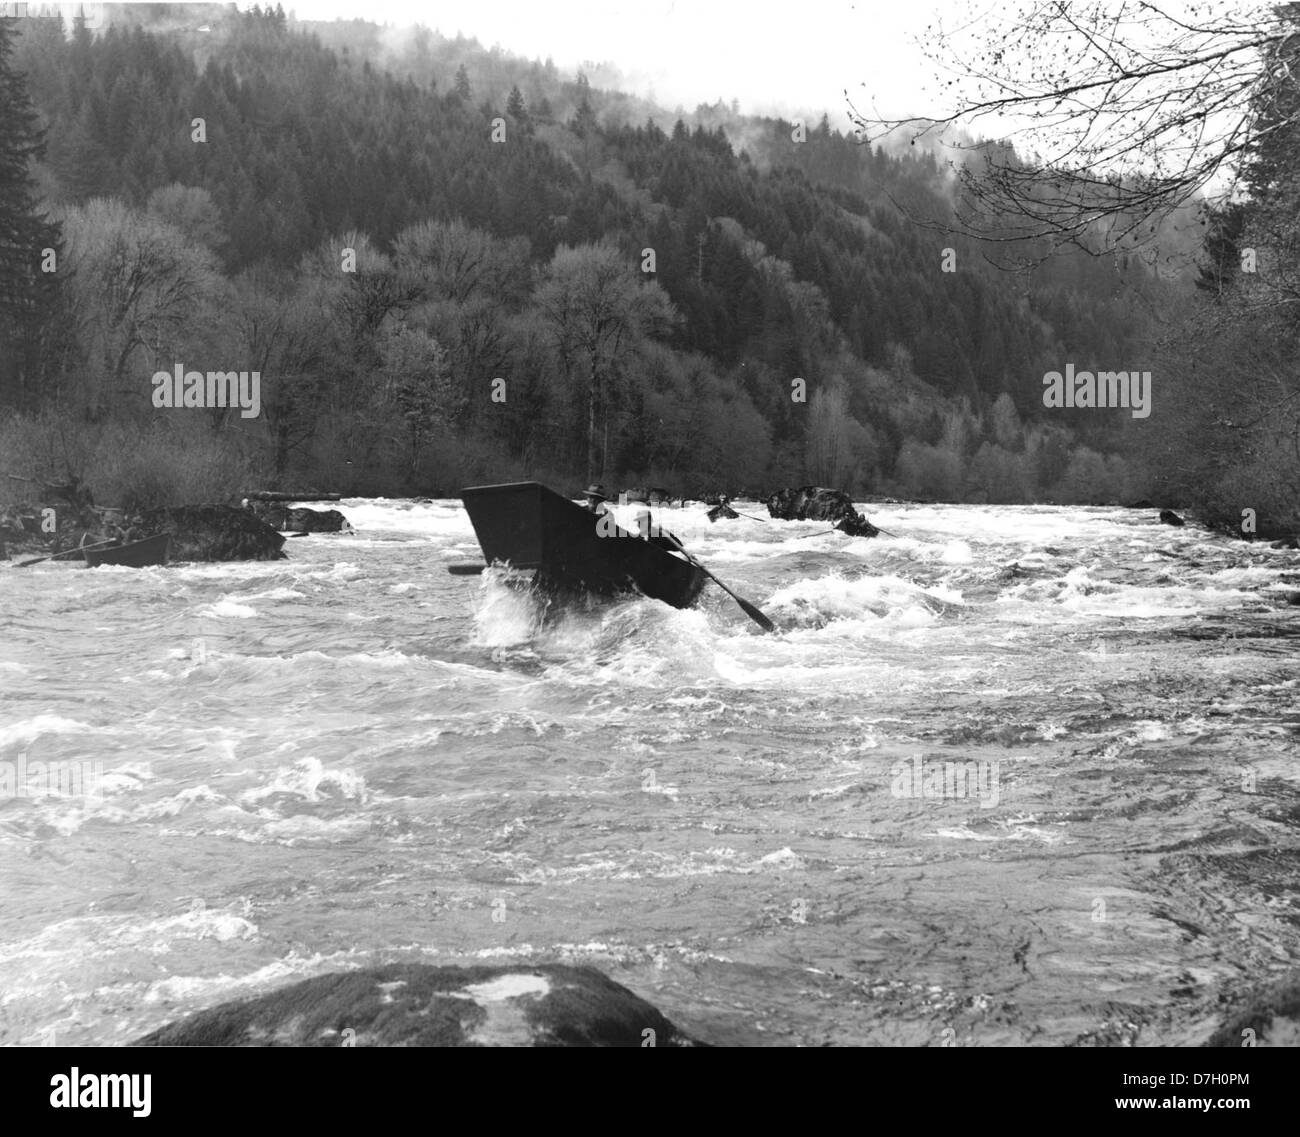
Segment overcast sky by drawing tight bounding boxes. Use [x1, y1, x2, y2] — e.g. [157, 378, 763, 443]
[274, 0, 958, 125]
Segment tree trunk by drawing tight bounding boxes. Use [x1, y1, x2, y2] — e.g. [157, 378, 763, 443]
[586, 371, 598, 484]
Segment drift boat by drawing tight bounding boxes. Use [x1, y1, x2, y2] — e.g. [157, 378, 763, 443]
[460, 481, 707, 609]
[83, 533, 171, 568]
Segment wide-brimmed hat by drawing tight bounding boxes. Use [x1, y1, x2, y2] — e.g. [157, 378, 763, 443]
[582, 483, 611, 500]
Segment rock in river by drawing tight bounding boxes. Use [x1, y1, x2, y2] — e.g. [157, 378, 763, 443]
[767, 485, 880, 537]
[130, 963, 706, 1047]
[139, 505, 286, 561]
[244, 500, 352, 532]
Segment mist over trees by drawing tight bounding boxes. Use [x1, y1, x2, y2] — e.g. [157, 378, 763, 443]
[0, 2, 1243, 513]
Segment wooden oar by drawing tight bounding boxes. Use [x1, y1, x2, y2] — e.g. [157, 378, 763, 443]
[796, 522, 901, 538]
[14, 537, 119, 568]
[671, 543, 775, 633]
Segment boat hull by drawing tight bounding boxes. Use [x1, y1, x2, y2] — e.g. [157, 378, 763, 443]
[83, 534, 171, 567]
[460, 482, 707, 609]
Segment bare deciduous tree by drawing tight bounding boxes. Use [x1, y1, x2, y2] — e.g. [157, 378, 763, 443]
[535, 243, 676, 482]
[848, 2, 1300, 259]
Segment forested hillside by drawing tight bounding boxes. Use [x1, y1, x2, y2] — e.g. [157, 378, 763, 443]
[0, 3, 1177, 508]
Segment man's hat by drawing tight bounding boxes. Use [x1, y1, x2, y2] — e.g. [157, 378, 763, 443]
[582, 483, 611, 500]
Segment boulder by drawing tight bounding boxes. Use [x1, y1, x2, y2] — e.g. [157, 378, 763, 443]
[284, 507, 351, 533]
[767, 485, 880, 537]
[1204, 972, 1300, 1046]
[244, 501, 351, 532]
[130, 963, 706, 1047]
[139, 505, 286, 561]
[1159, 509, 1186, 527]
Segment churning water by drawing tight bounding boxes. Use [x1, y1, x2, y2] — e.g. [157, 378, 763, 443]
[2, 499, 1298, 1045]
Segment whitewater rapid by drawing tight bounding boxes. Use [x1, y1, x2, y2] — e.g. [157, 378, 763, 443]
[1, 498, 1297, 1045]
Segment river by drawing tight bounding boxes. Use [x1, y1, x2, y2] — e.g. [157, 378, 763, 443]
[1, 498, 1297, 1046]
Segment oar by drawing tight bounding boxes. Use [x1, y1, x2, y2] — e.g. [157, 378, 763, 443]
[795, 522, 901, 538]
[671, 542, 775, 633]
[14, 537, 119, 568]
[447, 562, 487, 575]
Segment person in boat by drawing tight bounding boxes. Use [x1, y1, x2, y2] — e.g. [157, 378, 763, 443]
[707, 495, 739, 522]
[100, 512, 144, 546]
[583, 484, 686, 555]
[582, 484, 614, 517]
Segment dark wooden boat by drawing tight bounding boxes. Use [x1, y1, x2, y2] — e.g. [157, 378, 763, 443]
[83, 533, 171, 568]
[460, 481, 707, 609]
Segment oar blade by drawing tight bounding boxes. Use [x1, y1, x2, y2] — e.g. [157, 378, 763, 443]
[447, 562, 487, 575]
[735, 596, 777, 633]
[680, 549, 776, 633]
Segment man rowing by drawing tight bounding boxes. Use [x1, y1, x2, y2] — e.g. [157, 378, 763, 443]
[582, 484, 685, 555]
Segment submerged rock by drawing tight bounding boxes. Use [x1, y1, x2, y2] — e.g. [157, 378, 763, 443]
[139, 505, 285, 561]
[130, 963, 706, 1047]
[767, 485, 880, 537]
[1159, 509, 1186, 527]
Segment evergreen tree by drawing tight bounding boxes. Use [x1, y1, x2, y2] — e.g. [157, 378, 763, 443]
[0, 17, 62, 409]
[506, 84, 526, 120]
[570, 93, 597, 137]
[1194, 203, 1245, 299]
[453, 64, 471, 100]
